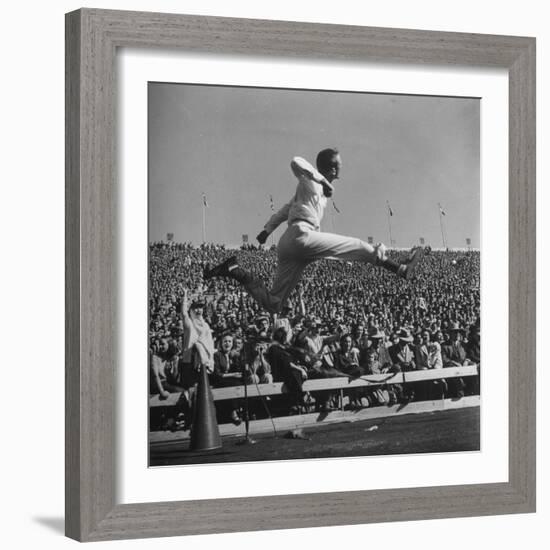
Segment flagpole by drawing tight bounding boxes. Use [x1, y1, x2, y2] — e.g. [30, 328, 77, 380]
[202, 194, 207, 243]
[269, 195, 275, 248]
[386, 201, 394, 248]
[438, 203, 447, 249]
[202, 203, 206, 243]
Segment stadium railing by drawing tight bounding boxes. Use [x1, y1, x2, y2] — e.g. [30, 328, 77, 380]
[150, 364, 478, 407]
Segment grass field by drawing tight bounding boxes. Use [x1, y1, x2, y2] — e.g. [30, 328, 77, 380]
[149, 407, 480, 467]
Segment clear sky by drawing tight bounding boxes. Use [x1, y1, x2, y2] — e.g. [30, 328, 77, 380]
[148, 82, 479, 248]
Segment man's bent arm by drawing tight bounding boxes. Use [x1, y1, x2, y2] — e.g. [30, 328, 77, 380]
[291, 156, 334, 197]
[290, 156, 324, 182]
[263, 200, 291, 236]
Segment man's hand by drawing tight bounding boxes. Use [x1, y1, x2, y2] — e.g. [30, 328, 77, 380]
[179, 287, 189, 315]
[290, 362, 308, 381]
[256, 230, 268, 245]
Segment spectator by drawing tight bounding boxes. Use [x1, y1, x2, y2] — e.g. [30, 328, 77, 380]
[364, 327, 392, 374]
[465, 318, 480, 363]
[389, 328, 416, 402]
[247, 337, 274, 385]
[148, 243, 480, 420]
[465, 318, 481, 395]
[250, 313, 272, 340]
[389, 328, 416, 371]
[334, 334, 368, 407]
[333, 334, 362, 377]
[213, 334, 242, 380]
[351, 322, 369, 352]
[413, 329, 444, 400]
[267, 327, 308, 412]
[150, 338, 182, 398]
[211, 333, 245, 425]
[441, 322, 474, 398]
[363, 327, 393, 405]
[296, 317, 339, 355]
[233, 334, 245, 357]
[179, 289, 215, 390]
[273, 294, 305, 344]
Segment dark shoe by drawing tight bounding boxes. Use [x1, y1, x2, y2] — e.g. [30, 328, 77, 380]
[230, 410, 242, 425]
[203, 255, 237, 280]
[398, 247, 425, 280]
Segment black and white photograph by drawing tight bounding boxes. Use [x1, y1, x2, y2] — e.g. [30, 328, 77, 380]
[148, 82, 481, 467]
[2, 0, 542, 545]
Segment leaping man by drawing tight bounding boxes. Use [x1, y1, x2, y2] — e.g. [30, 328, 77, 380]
[204, 148, 424, 314]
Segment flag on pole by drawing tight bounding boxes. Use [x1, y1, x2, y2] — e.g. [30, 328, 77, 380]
[269, 195, 275, 212]
[386, 201, 393, 216]
[438, 203, 446, 216]
[202, 193, 209, 208]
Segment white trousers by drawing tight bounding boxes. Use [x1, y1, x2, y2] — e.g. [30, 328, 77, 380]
[245, 222, 382, 313]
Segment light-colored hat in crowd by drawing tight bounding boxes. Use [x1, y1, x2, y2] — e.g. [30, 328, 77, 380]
[448, 321, 466, 333]
[367, 326, 385, 340]
[397, 328, 414, 342]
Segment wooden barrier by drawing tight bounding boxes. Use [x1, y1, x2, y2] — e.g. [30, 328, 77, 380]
[150, 365, 478, 407]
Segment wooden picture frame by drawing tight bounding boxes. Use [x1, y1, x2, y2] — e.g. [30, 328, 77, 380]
[65, 8, 536, 542]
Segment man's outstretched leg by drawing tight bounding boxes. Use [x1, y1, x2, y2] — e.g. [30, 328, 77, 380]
[375, 243, 425, 280]
[203, 255, 305, 314]
[203, 236, 424, 313]
[203, 255, 250, 284]
[292, 228, 425, 281]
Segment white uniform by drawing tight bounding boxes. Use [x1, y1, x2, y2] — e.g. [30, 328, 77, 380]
[244, 157, 382, 313]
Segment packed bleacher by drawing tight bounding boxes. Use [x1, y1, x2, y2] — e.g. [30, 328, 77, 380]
[149, 242, 480, 430]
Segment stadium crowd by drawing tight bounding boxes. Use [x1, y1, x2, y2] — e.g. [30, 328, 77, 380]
[149, 242, 480, 429]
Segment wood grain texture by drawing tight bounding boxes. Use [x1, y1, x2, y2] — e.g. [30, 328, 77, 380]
[507, 40, 536, 510]
[83, 8, 532, 66]
[66, 8, 117, 540]
[65, 8, 536, 542]
[89, 483, 528, 541]
[65, 10, 81, 541]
